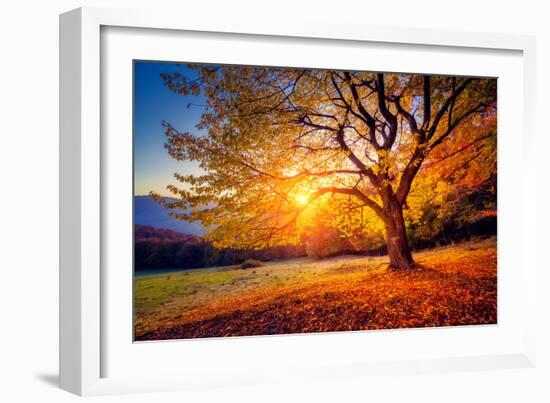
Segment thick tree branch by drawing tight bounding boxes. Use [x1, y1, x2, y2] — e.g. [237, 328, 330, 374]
[341, 72, 380, 149]
[392, 96, 420, 136]
[315, 186, 385, 219]
[422, 76, 431, 130]
[329, 74, 370, 127]
[395, 147, 426, 205]
[428, 78, 472, 139]
[297, 115, 338, 132]
[375, 74, 398, 148]
[235, 158, 362, 181]
[396, 99, 492, 204]
[245, 184, 386, 247]
[334, 128, 379, 186]
[430, 102, 490, 149]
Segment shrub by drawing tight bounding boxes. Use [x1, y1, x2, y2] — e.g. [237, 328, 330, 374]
[240, 259, 263, 269]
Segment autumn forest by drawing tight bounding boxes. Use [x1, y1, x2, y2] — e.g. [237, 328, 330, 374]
[134, 62, 497, 341]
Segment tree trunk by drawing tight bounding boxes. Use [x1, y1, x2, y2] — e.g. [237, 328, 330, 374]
[384, 200, 414, 269]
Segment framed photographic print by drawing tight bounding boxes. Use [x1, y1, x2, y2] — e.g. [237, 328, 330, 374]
[133, 61, 498, 341]
[60, 6, 537, 396]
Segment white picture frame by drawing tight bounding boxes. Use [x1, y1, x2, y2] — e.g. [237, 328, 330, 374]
[60, 6, 537, 396]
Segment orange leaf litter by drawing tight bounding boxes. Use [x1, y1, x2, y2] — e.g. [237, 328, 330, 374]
[136, 244, 496, 340]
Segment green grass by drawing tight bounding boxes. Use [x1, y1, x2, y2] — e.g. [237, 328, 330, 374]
[134, 253, 374, 332]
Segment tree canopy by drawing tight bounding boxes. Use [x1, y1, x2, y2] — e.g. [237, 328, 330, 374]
[152, 64, 496, 268]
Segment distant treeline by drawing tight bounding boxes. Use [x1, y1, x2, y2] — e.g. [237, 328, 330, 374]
[303, 214, 496, 259]
[135, 181, 497, 271]
[134, 225, 306, 271]
[135, 209, 495, 272]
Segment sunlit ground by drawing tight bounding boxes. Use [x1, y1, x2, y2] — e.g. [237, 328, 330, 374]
[134, 237, 496, 341]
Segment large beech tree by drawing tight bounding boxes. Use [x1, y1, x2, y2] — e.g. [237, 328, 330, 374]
[155, 65, 496, 269]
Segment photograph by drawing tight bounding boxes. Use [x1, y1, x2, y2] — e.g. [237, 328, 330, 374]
[133, 61, 497, 341]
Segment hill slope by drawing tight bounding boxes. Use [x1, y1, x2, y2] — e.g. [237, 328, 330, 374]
[134, 195, 204, 235]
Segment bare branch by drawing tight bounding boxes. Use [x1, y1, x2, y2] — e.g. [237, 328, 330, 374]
[428, 78, 472, 138]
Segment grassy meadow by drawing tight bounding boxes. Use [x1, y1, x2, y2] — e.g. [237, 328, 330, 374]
[134, 237, 496, 340]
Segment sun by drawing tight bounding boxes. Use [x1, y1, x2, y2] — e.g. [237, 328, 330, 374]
[295, 193, 309, 206]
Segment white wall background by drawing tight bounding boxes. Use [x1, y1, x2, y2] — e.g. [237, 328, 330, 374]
[0, 1, 548, 401]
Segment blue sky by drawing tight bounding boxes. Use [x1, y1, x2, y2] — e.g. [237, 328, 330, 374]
[134, 61, 206, 196]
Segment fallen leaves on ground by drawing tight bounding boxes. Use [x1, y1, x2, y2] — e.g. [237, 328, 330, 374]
[135, 242, 496, 341]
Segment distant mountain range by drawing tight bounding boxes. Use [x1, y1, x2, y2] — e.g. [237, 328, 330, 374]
[134, 224, 201, 242]
[134, 195, 204, 235]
